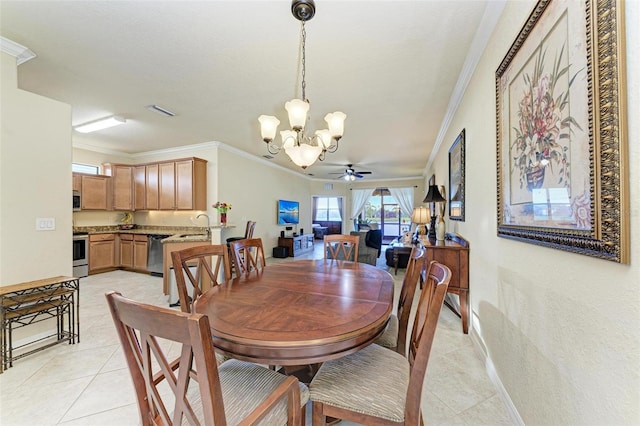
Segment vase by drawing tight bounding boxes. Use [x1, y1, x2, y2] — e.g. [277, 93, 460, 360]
[220, 212, 227, 224]
[526, 166, 545, 191]
[436, 217, 446, 242]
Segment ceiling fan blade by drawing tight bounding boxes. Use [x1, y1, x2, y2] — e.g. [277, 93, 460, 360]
[354, 173, 364, 178]
[356, 171, 372, 175]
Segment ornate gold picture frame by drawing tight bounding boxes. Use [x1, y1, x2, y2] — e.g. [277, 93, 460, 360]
[495, 0, 628, 263]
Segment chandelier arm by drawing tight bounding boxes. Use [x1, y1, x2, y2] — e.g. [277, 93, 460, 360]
[267, 142, 281, 155]
[324, 140, 340, 153]
[317, 150, 326, 161]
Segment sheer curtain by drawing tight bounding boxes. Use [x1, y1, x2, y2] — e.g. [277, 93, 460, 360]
[351, 189, 374, 223]
[389, 187, 414, 219]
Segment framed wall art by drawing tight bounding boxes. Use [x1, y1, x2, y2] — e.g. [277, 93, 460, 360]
[449, 129, 465, 221]
[496, 0, 628, 263]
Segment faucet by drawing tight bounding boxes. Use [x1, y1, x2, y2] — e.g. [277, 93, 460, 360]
[196, 213, 211, 239]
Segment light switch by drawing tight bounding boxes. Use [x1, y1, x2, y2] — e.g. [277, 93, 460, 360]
[35, 218, 56, 231]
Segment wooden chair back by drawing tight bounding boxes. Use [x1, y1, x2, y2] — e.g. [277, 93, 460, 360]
[105, 290, 225, 425]
[404, 260, 451, 425]
[245, 221, 257, 239]
[171, 244, 231, 313]
[324, 234, 360, 262]
[230, 238, 267, 277]
[394, 244, 426, 356]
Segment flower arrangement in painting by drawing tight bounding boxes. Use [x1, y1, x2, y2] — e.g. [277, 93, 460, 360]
[212, 202, 232, 213]
[511, 44, 582, 191]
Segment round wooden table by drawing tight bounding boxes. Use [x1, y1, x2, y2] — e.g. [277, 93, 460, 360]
[194, 259, 394, 366]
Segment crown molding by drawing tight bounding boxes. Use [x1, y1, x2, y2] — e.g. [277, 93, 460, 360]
[1, 36, 36, 65]
[424, 0, 506, 174]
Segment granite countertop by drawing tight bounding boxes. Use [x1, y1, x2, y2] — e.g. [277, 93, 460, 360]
[74, 224, 236, 243]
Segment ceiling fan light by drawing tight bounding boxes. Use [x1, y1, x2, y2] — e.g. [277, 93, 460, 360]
[285, 143, 321, 168]
[285, 99, 309, 131]
[74, 115, 126, 133]
[259, 115, 280, 142]
[324, 111, 346, 138]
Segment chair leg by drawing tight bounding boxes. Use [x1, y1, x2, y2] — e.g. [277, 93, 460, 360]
[312, 401, 325, 426]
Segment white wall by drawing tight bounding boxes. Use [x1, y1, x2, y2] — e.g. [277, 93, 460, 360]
[1, 52, 72, 284]
[428, 1, 640, 423]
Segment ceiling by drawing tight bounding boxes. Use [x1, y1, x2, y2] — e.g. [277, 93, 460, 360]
[1, 0, 495, 181]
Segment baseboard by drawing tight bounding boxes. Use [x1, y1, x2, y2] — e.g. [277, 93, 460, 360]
[470, 327, 525, 426]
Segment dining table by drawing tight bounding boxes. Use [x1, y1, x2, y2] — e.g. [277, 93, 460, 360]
[194, 258, 394, 366]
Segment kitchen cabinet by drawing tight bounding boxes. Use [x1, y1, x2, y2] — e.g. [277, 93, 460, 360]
[72, 174, 81, 192]
[146, 164, 159, 210]
[134, 165, 146, 210]
[103, 163, 134, 211]
[89, 233, 116, 273]
[158, 158, 207, 210]
[119, 234, 148, 272]
[79, 174, 112, 210]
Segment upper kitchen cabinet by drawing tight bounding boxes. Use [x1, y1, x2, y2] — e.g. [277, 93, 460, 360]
[103, 163, 134, 211]
[158, 158, 207, 210]
[133, 165, 146, 210]
[74, 173, 112, 210]
[145, 163, 159, 210]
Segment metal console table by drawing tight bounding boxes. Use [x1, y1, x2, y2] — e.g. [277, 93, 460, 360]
[1, 276, 80, 373]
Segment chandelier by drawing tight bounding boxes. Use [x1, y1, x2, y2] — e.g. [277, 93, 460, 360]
[259, 0, 346, 169]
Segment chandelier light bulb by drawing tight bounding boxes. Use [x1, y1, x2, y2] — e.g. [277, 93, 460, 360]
[285, 99, 310, 131]
[258, 115, 280, 142]
[324, 111, 346, 139]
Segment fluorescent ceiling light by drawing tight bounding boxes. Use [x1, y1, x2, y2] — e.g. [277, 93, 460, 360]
[145, 104, 176, 117]
[74, 115, 126, 133]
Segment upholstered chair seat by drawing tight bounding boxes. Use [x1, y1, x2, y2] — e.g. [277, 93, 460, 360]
[373, 314, 399, 349]
[310, 344, 409, 423]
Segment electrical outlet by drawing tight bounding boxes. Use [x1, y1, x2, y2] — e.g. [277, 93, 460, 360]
[36, 218, 56, 231]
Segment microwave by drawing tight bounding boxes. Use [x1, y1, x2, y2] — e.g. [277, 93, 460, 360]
[73, 191, 81, 211]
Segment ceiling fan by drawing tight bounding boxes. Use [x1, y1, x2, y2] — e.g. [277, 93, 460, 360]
[331, 164, 372, 181]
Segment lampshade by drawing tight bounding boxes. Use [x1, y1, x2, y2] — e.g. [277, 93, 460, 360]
[411, 206, 431, 224]
[285, 143, 322, 168]
[423, 184, 446, 203]
[324, 111, 346, 139]
[315, 129, 332, 149]
[285, 99, 310, 130]
[258, 115, 280, 142]
[280, 130, 296, 150]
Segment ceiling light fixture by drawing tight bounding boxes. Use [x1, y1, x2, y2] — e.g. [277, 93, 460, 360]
[145, 104, 176, 117]
[258, 0, 346, 169]
[74, 115, 126, 133]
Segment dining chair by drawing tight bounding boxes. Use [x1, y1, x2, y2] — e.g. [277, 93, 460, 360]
[171, 244, 231, 313]
[230, 238, 267, 276]
[309, 260, 451, 426]
[374, 243, 425, 356]
[106, 290, 308, 425]
[323, 234, 360, 262]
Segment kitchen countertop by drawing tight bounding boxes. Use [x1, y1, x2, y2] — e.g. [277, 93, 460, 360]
[73, 225, 235, 244]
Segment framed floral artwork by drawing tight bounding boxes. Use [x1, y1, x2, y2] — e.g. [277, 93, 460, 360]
[449, 129, 465, 221]
[496, 0, 629, 263]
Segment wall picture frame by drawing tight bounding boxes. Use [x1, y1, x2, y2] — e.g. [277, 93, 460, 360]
[495, 0, 628, 263]
[449, 129, 465, 221]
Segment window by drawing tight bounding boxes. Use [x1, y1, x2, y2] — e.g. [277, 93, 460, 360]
[314, 197, 342, 222]
[72, 163, 99, 174]
[361, 188, 409, 240]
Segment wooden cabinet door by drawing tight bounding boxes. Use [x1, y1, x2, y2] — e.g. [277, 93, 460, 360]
[133, 235, 148, 270]
[146, 164, 159, 210]
[81, 175, 111, 210]
[119, 234, 134, 268]
[159, 162, 176, 210]
[89, 234, 116, 272]
[110, 165, 134, 211]
[134, 166, 146, 210]
[175, 160, 194, 210]
[72, 173, 82, 192]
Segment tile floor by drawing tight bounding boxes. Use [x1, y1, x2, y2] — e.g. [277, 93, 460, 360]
[0, 244, 514, 425]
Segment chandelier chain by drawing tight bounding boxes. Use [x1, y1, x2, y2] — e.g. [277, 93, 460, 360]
[301, 21, 307, 102]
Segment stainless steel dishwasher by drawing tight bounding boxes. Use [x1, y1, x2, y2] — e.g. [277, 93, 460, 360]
[147, 234, 171, 276]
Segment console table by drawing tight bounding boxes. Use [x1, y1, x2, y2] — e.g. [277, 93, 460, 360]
[278, 234, 314, 257]
[1, 276, 80, 372]
[390, 234, 470, 334]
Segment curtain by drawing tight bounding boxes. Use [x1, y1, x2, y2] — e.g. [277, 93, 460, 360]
[389, 187, 414, 219]
[351, 189, 374, 220]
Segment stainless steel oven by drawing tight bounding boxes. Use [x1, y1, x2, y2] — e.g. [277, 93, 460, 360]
[73, 232, 88, 277]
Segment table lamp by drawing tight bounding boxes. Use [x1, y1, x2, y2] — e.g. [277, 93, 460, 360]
[423, 184, 446, 240]
[411, 206, 430, 240]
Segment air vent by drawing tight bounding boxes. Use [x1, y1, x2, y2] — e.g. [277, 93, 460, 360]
[263, 155, 274, 159]
[145, 104, 176, 117]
